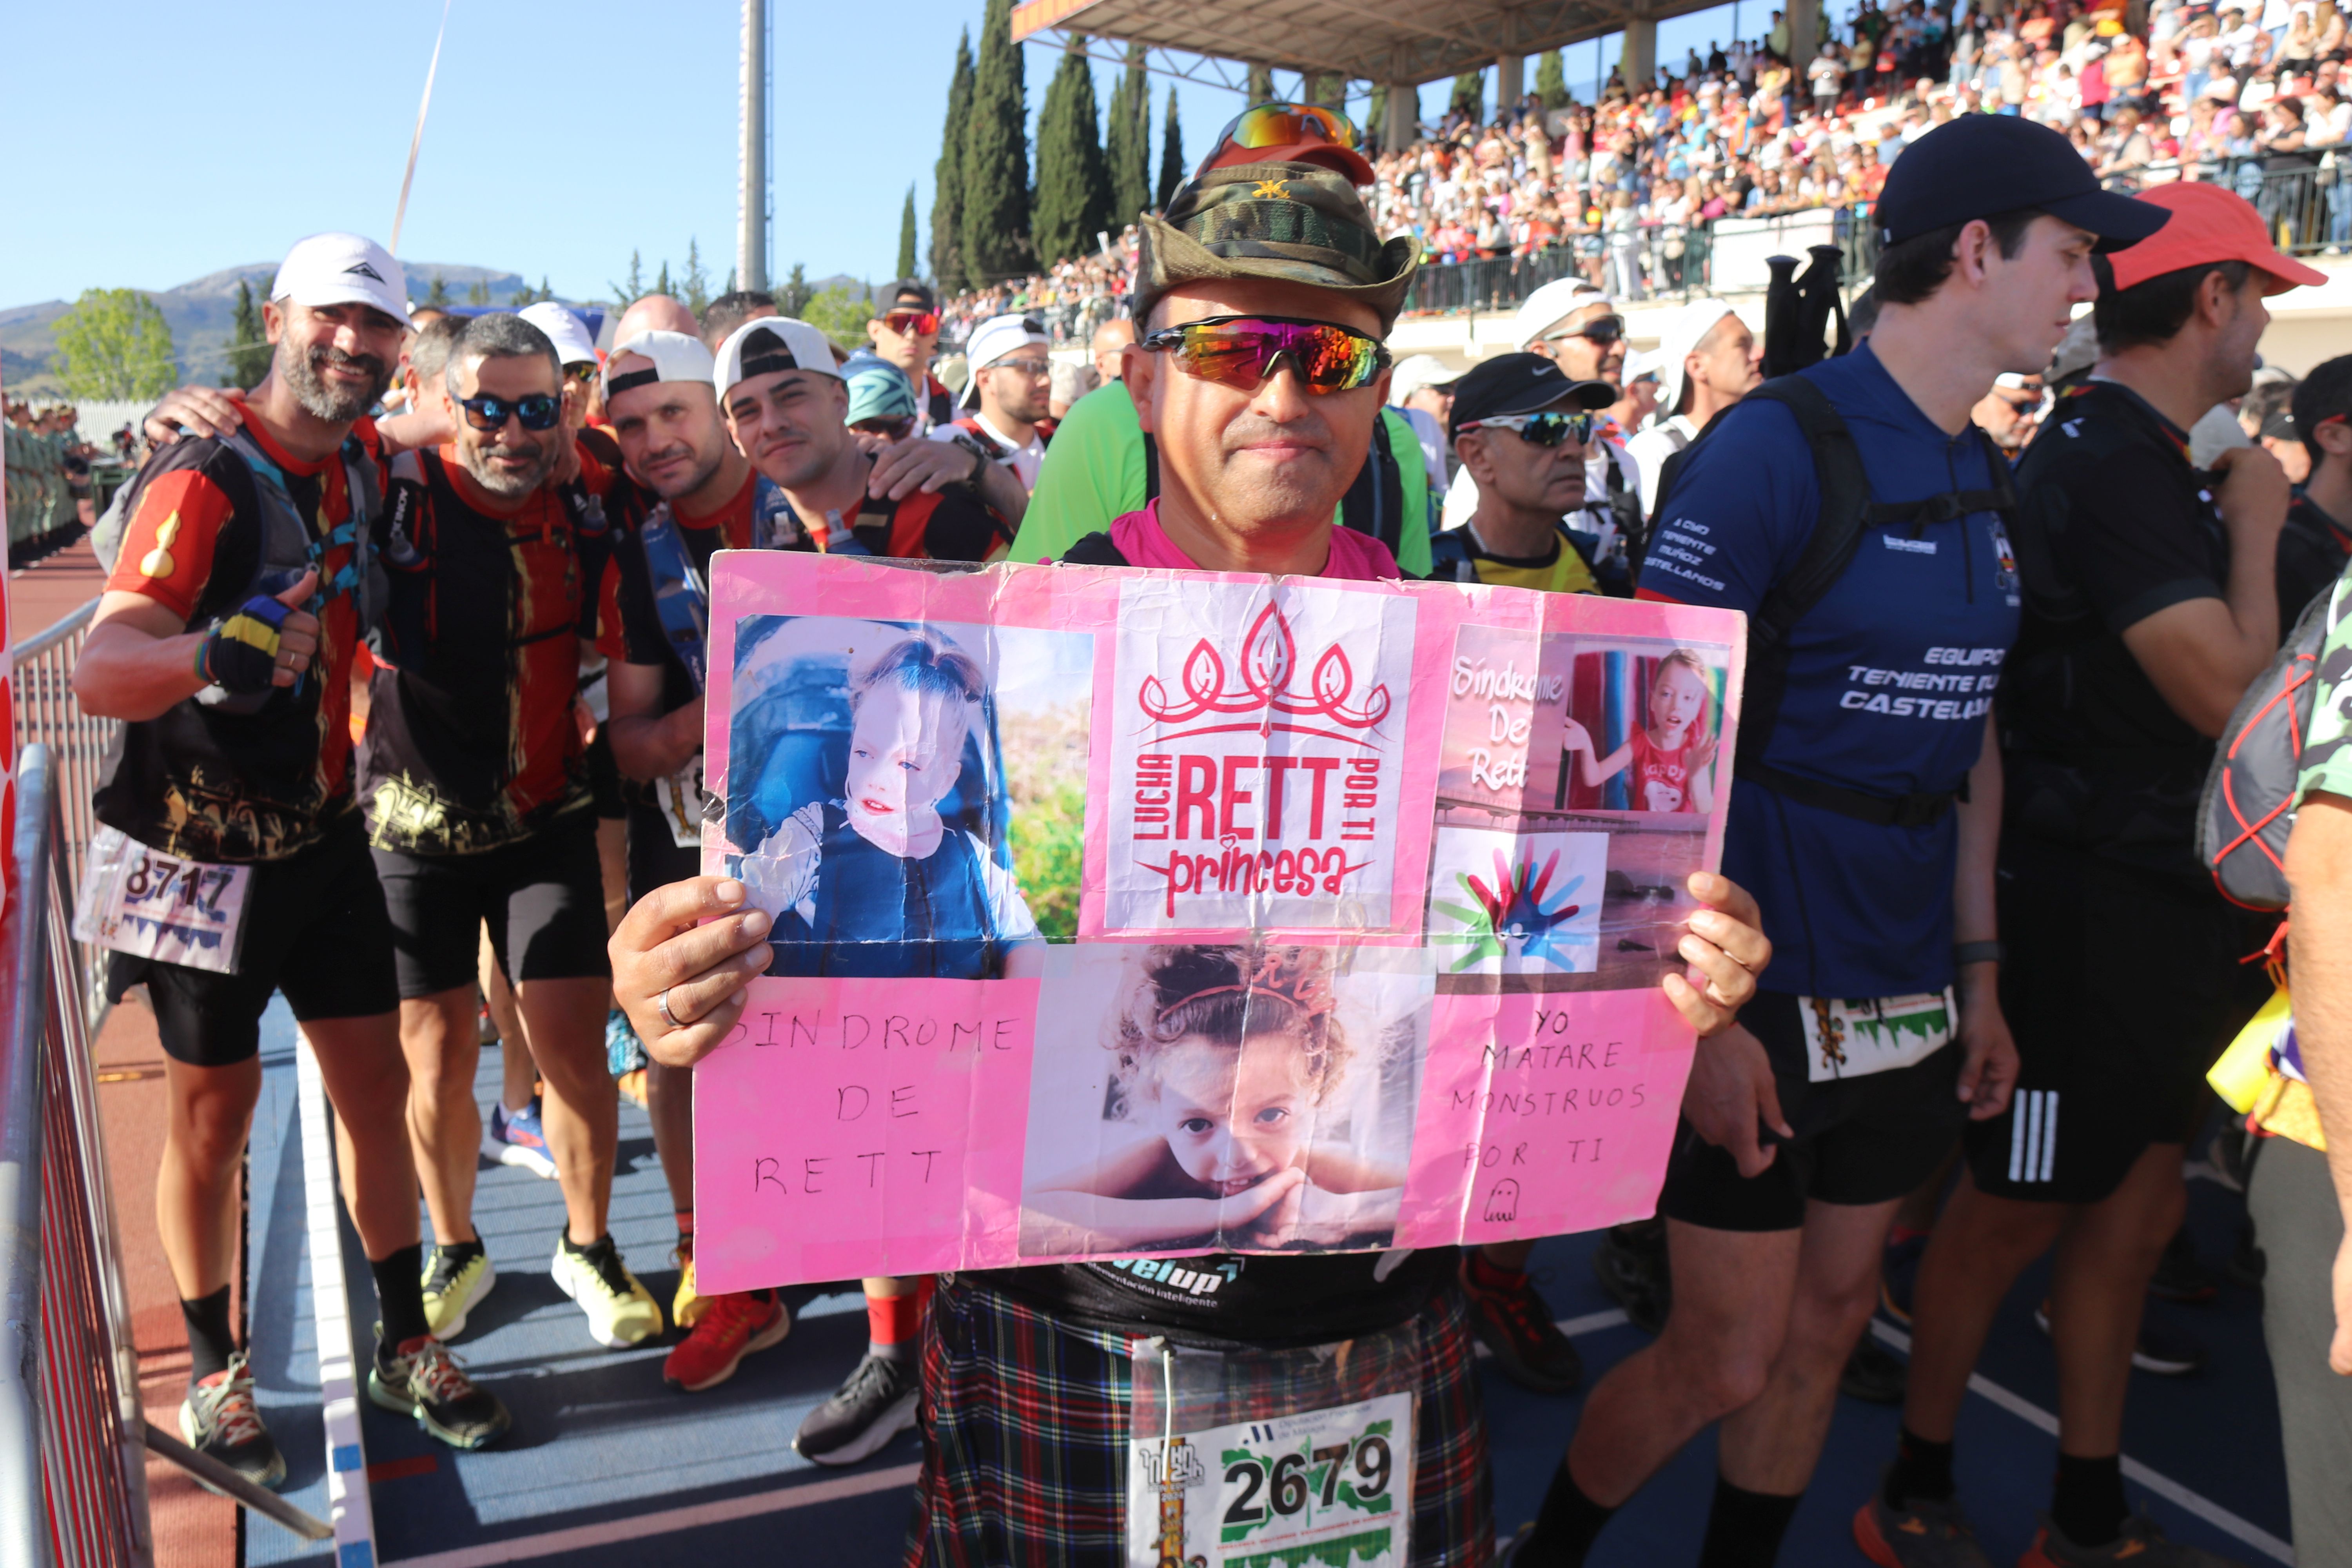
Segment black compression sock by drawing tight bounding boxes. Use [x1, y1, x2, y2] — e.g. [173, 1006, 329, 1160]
[371, 1243, 430, 1351]
[2050, 1452, 2126, 1547]
[181, 1286, 236, 1387]
[1885, 1426, 1956, 1507]
[1515, 1463, 1618, 1567]
[1695, 1475, 1803, 1568]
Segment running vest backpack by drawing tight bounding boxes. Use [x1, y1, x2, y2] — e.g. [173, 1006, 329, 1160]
[2197, 580, 2340, 910]
[1425, 522, 1597, 585]
[1642, 376, 2021, 828]
[92, 427, 387, 714]
[1142, 410, 1412, 561]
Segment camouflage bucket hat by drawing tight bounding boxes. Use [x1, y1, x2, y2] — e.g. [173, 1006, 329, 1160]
[1134, 161, 1420, 336]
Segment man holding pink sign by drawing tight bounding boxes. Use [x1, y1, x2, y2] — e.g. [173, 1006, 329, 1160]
[610, 154, 1773, 1568]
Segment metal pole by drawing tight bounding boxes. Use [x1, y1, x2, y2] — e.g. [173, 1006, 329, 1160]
[739, 0, 768, 293]
[0, 747, 57, 1568]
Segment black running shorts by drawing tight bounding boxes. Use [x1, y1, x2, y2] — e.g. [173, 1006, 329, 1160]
[1964, 840, 2273, 1205]
[108, 812, 399, 1067]
[372, 809, 612, 999]
[1658, 991, 1968, 1233]
[624, 801, 699, 906]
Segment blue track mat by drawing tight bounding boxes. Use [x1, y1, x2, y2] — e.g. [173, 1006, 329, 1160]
[239, 994, 2292, 1566]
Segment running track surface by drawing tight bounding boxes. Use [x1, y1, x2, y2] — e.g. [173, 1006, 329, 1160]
[218, 992, 2294, 1568]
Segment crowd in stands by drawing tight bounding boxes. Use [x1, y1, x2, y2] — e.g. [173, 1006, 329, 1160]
[937, 0, 2352, 329]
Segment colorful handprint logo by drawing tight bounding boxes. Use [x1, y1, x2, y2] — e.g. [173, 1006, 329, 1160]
[1428, 829, 1606, 974]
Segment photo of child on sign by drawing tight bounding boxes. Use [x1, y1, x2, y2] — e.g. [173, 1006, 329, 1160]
[1017, 943, 1428, 1258]
[723, 615, 1093, 978]
[1560, 646, 1724, 815]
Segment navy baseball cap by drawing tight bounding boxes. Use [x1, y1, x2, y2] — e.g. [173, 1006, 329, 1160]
[1448, 352, 1616, 441]
[1874, 116, 2169, 253]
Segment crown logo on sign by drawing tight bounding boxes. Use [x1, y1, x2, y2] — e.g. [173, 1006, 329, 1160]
[1157, 947, 1338, 1023]
[1138, 601, 1390, 730]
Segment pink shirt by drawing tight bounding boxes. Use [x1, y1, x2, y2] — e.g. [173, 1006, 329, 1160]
[1106, 500, 1404, 581]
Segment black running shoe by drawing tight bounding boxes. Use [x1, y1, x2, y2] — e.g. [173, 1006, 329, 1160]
[794, 1351, 920, 1466]
[1840, 1332, 1908, 1404]
[1590, 1219, 1671, 1334]
[2147, 1226, 2221, 1305]
[1459, 1256, 1582, 1394]
[179, 1352, 285, 1490]
[2032, 1302, 2207, 1376]
[370, 1336, 512, 1449]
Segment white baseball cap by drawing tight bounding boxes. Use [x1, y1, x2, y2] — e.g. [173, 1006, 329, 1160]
[1514, 278, 1610, 350]
[1388, 354, 1463, 404]
[713, 317, 842, 401]
[519, 302, 599, 368]
[1657, 298, 1739, 417]
[603, 330, 717, 399]
[270, 232, 410, 327]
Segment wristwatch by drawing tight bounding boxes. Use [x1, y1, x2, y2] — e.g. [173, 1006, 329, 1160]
[947, 430, 992, 486]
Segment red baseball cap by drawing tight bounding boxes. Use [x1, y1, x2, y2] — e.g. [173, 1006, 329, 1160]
[2106, 182, 2327, 294]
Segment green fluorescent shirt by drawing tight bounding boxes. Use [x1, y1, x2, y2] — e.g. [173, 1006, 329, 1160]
[1008, 379, 1433, 578]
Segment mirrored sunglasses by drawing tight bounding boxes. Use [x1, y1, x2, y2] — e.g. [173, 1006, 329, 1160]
[1210, 102, 1362, 158]
[1140, 315, 1390, 395]
[1461, 410, 1598, 447]
[1544, 313, 1628, 347]
[459, 392, 563, 432]
[884, 310, 942, 336]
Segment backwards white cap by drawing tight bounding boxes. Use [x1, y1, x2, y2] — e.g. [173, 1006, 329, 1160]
[271, 232, 410, 327]
[519, 301, 599, 368]
[603, 330, 715, 399]
[713, 317, 841, 401]
[1657, 298, 1739, 418]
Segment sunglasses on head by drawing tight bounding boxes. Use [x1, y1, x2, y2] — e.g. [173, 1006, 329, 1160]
[459, 392, 563, 432]
[884, 309, 942, 336]
[1543, 313, 1628, 347]
[1201, 102, 1360, 170]
[1461, 410, 1598, 447]
[1140, 315, 1390, 394]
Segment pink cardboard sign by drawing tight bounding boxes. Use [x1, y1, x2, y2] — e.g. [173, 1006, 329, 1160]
[690, 550, 1744, 1294]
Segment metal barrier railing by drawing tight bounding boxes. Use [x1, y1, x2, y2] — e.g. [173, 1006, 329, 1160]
[14, 602, 113, 1033]
[5, 746, 153, 1568]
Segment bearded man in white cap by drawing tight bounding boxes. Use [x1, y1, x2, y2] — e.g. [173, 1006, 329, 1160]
[1625, 298, 1763, 515]
[933, 312, 1053, 493]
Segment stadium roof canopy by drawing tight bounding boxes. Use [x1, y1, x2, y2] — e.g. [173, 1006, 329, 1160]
[1010, 0, 1733, 88]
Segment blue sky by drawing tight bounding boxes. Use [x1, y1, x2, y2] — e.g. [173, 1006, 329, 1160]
[0, 0, 1769, 310]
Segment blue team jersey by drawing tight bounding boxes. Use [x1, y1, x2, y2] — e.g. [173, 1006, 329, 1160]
[1640, 343, 2023, 998]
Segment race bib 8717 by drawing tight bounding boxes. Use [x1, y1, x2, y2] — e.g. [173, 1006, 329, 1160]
[1126, 1391, 1413, 1568]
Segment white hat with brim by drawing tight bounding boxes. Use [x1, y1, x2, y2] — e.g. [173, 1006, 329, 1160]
[271, 232, 409, 327]
[519, 302, 599, 368]
[713, 317, 842, 402]
[1514, 278, 1610, 350]
[1389, 354, 1463, 404]
[1658, 297, 1739, 419]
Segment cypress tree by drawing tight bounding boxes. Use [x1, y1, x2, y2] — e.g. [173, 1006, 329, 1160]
[1033, 37, 1114, 265]
[1368, 83, 1391, 149]
[221, 279, 270, 389]
[1106, 42, 1151, 227]
[1535, 49, 1570, 109]
[1450, 71, 1484, 122]
[898, 186, 919, 280]
[1247, 62, 1275, 101]
[1155, 87, 1186, 211]
[931, 29, 975, 287]
[1306, 71, 1345, 105]
[960, 0, 1033, 291]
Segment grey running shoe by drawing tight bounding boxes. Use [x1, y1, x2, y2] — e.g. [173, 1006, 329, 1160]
[2020, 1512, 2249, 1567]
[178, 1352, 286, 1491]
[1852, 1484, 1996, 1567]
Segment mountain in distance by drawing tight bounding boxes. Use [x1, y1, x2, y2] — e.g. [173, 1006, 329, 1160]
[0, 261, 527, 393]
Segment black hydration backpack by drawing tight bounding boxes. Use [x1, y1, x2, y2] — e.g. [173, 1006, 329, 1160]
[1641, 375, 2020, 828]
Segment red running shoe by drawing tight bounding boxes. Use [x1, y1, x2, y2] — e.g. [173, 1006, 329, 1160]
[662, 1290, 790, 1392]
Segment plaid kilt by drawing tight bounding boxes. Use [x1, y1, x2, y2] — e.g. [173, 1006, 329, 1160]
[903, 1273, 1492, 1568]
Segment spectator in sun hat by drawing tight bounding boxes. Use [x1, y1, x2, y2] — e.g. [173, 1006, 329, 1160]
[1626, 298, 1763, 514]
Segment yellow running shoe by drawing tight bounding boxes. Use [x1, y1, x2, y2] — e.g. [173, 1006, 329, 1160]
[420, 1243, 495, 1340]
[552, 1233, 662, 1348]
[673, 1241, 709, 1329]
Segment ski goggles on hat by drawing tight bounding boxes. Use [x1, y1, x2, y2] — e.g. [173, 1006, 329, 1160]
[883, 309, 942, 336]
[1459, 410, 1599, 447]
[458, 392, 563, 432]
[1140, 315, 1391, 394]
[1206, 103, 1361, 162]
